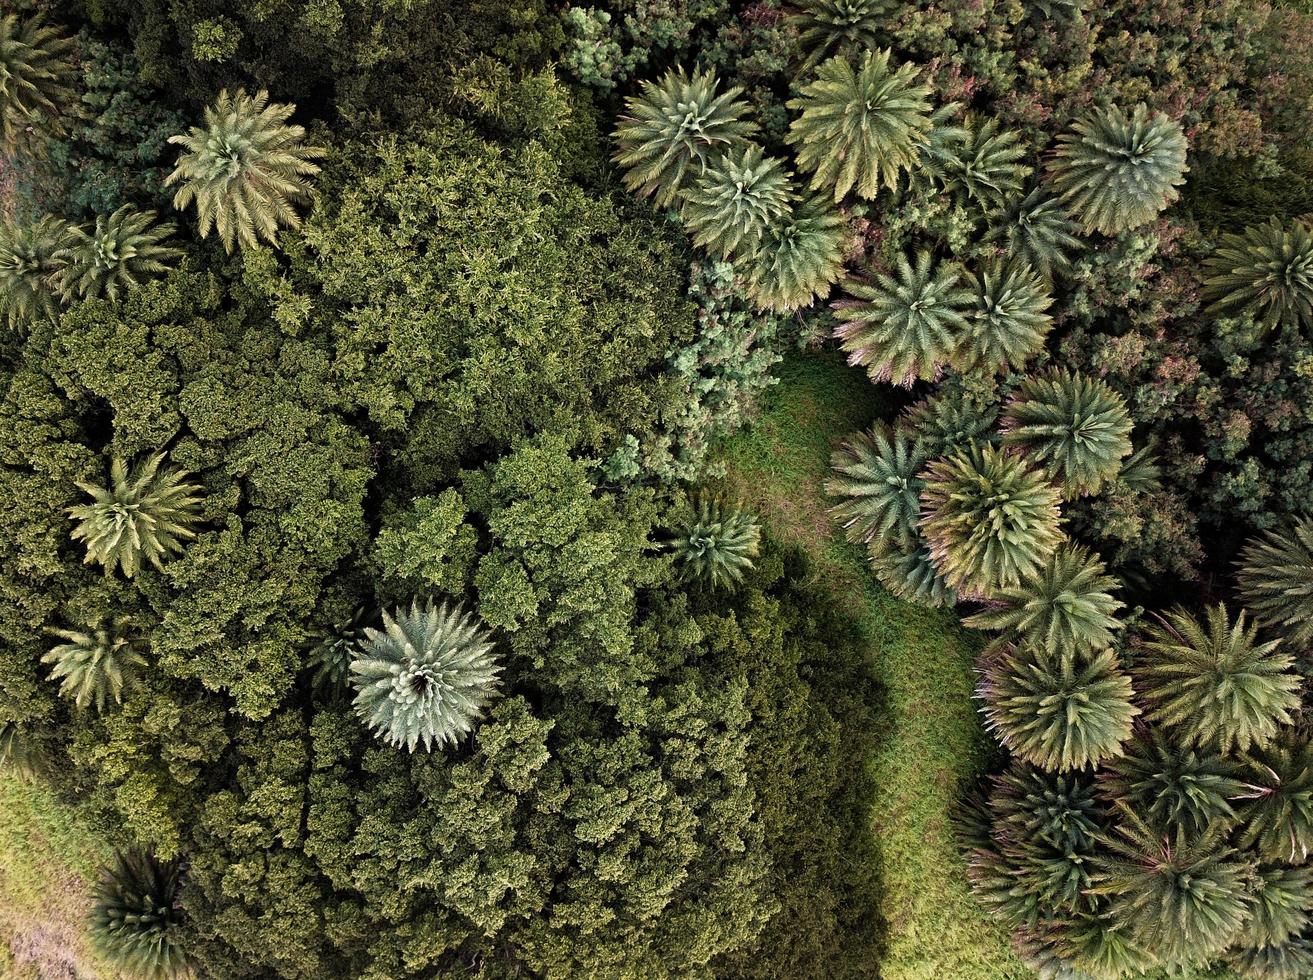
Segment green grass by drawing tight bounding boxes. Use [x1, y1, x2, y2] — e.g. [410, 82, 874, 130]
[0, 771, 116, 979]
[716, 349, 1027, 980]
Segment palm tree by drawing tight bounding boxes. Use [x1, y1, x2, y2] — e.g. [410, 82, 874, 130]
[786, 49, 933, 201]
[964, 544, 1123, 656]
[680, 144, 794, 259]
[1045, 104, 1188, 235]
[1001, 369, 1133, 499]
[957, 258, 1053, 374]
[787, 0, 892, 76]
[351, 599, 502, 752]
[736, 194, 847, 311]
[978, 644, 1138, 771]
[1237, 515, 1313, 650]
[668, 496, 762, 587]
[0, 214, 72, 331]
[899, 379, 1001, 459]
[937, 116, 1031, 209]
[919, 443, 1065, 598]
[1099, 734, 1244, 837]
[1202, 218, 1313, 333]
[307, 606, 370, 691]
[1057, 913, 1159, 980]
[1240, 865, 1313, 948]
[612, 66, 756, 209]
[984, 187, 1084, 283]
[0, 14, 77, 157]
[1089, 805, 1252, 963]
[826, 422, 928, 554]
[66, 453, 205, 578]
[1235, 739, 1313, 865]
[1134, 604, 1300, 755]
[833, 249, 974, 386]
[42, 615, 147, 712]
[870, 540, 957, 609]
[165, 88, 325, 253]
[90, 850, 190, 980]
[54, 207, 181, 304]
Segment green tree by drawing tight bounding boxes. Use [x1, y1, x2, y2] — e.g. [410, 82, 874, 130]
[1100, 735, 1244, 837]
[958, 258, 1054, 374]
[984, 187, 1083, 283]
[612, 66, 756, 208]
[165, 87, 324, 252]
[978, 644, 1137, 771]
[0, 214, 72, 331]
[899, 376, 1001, 458]
[1001, 369, 1134, 499]
[1202, 218, 1313, 333]
[834, 249, 974, 386]
[66, 454, 205, 579]
[826, 422, 928, 554]
[736, 194, 848, 311]
[42, 615, 146, 712]
[786, 49, 933, 201]
[1045, 104, 1188, 235]
[371, 491, 477, 595]
[351, 599, 502, 752]
[1134, 604, 1301, 755]
[787, 0, 892, 76]
[936, 116, 1031, 209]
[0, 14, 76, 157]
[1237, 515, 1313, 650]
[89, 850, 190, 980]
[963, 544, 1123, 656]
[1235, 739, 1313, 865]
[54, 206, 181, 304]
[668, 496, 761, 588]
[919, 443, 1065, 597]
[680, 144, 794, 259]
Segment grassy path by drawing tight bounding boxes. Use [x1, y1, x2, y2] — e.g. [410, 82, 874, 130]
[716, 350, 1027, 980]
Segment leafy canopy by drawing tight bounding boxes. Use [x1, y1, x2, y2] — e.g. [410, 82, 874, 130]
[0, 214, 72, 332]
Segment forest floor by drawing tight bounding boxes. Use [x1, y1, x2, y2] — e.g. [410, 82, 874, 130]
[716, 349, 1026, 980]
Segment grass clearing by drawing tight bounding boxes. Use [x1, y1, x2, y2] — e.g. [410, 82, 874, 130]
[716, 349, 1026, 980]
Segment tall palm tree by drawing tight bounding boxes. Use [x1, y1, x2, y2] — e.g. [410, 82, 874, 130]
[826, 422, 928, 554]
[680, 144, 794, 259]
[958, 258, 1053, 374]
[736, 194, 847, 311]
[0, 214, 72, 331]
[1237, 515, 1313, 650]
[54, 207, 181, 304]
[668, 496, 762, 587]
[165, 88, 325, 252]
[42, 615, 147, 712]
[984, 187, 1083, 283]
[936, 116, 1031, 209]
[786, 0, 892, 77]
[1203, 217, 1313, 334]
[90, 850, 190, 980]
[0, 14, 77, 157]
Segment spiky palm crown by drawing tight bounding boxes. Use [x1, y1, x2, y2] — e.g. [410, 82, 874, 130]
[1242, 865, 1313, 948]
[786, 49, 933, 201]
[736, 193, 847, 311]
[1202, 218, 1313, 333]
[958, 259, 1054, 375]
[54, 207, 181, 304]
[1099, 734, 1244, 837]
[1089, 807, 1253, 964]
[67, 454, 205, 579]
[919, 443, 1065, 599]
[680, 144, 795, 259]
[1001, 369, 1134, 499]
[984, 187, 1084, 283]
[978, 644, 1138, 771]
[826, 422, 929, 554]
[669, 496, 762, 588]
[351, 599, 502, 752]
[938, 116, 1031, 209]
[0, 214, 73, 331]
[165, 88, 324, 253]
[42, 615, 147, 712]
[1045, 103, 1188, 235]
[1235, 739, 1313, 864]
[991, 762, 1104, 852]
[613, 67, 757, 209]
[307, 606, 370, 691]
[871, 540, 957, 609]
[1238, 516, 1313, 651]
[0, 14, 77, 157]
[89, 850, 190, 980]
[1134, 604, 1301, 756]
[964, 545, 1123, 657]
[787, 0, 892, 77]
[833, 250, 974, 387]
[1228, 938, 1313, 980]
[899, 382, 1001, 459]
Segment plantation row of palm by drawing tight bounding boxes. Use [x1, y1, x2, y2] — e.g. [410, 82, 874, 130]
[605, 19, 1313, 980]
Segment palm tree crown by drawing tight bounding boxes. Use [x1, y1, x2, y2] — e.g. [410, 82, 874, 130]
[1134, 603, 1301, 755]
[871, 541, 958, 609]
[1045, 103, 1188, 235]
[736, 194, 847, 311]
[1001, 369, 1133, 499]
[1202, 217, 1313, 334]
[67, 453, 205, 578]
[680, 144, 794, 259]
[0, 214, 72, 331]
[984, 187, 1083, 283]
[54, 207, 181, 304]
[787, 49, 933, 201]
[937, 116, 1031, 209]
[42, 615, 147, 712]
[165, 88, 325, 253]
[669, 496, 762, 587]
[0, 14, 77, 157]
[787, 0, 892, 77]
[1237, 515, 1313, 650]
[834, 249, 974, 386]
[613, 67, 756, 209]
[1234, 739, 1313, 865]
[959, 258, 1053, 374]
[1099, 734, 1244, 837]
[351, 599, 502, 752]
[827, 422, 929, 553]
[89, 850, 190, 980]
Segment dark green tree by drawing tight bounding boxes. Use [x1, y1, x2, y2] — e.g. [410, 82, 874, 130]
[1099, 734, 1244, 837]
[668, 496, 762, 588]
[54, 206, 181, 304]
[0, 214, 72, 331]
[984, 188, 1083, 283]
[1236, 739, 1313, 865]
